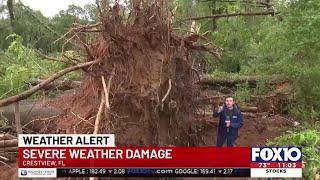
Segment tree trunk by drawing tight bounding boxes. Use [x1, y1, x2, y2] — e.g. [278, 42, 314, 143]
[7, 0, 14, 28]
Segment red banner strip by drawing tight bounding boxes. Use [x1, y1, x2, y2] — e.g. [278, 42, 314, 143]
[19, 147, 250, 168]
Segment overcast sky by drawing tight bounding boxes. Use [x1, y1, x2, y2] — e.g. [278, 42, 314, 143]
[21, 0, 96, 17]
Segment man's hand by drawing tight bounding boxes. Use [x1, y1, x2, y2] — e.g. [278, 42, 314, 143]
[213, 105, 223, 117]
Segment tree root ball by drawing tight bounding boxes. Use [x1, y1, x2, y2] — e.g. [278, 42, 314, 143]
[52, 2, 208, 146]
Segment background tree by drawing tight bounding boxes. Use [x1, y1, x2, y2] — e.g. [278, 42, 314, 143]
[0, 1, 97, 52]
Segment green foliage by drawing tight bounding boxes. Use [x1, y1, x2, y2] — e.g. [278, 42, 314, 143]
[280, 0, 320, 124]
[0, 34, 66, 98]
[216, 55, 241, 73]
[211, 17, 257, 73]
[177, 0, 320, 125]
[11, 3, 62, 52]
[268, 129, 320, 179]
[0, 20, 13, 52]
[0, 2, 93, 99]
[281, 0, 320, 65]
[289, 66, 320, 124]
[255, 75, 273, 95]
[209, 70, 240, 79]
[52, 4, 95, 37]
[0, 2, 96, 52]
[234, 83, 251, 106]
[244, 0, 320, 75]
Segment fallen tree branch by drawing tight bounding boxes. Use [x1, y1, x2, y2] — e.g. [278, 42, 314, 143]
[101, 76, 108, 110]
[22, 115, 59, 128]
[197, 106, 258, 115]
[201, 93, 290, 105]
[106, 67, 116, 110]
[93, 94, 105, 134]
[0, 134, 16, 140]
[31, 78, 82, 91]
[201, 0, 273, 8]
[0, 139, 18, 147]
[34, 49, 70, 64]
[62, 54, 81, 63]
[0, 146, 18, 152]
[184, 11, 279, 21]
[198, 74, 286, 87]
[199, 75, 257, 86]
[162, 79, 172, 103]
[0, 155, 9, 162]
[71, 111, 95, 127]
[0, 60, 101, 107]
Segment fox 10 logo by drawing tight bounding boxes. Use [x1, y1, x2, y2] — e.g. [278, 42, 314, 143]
[250, 147, 302, 178]
[251, 147, 302, 162]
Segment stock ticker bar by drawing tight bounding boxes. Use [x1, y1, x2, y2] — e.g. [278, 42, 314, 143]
[56, 168, 251, 177]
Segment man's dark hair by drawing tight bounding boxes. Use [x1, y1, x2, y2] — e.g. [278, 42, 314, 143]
[225, 95, 233, 99]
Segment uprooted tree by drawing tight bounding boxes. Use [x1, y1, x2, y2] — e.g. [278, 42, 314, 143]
[0, 1, 215, 146]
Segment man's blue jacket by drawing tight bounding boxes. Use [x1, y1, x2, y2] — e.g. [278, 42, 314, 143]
[213, 104, 244, 147]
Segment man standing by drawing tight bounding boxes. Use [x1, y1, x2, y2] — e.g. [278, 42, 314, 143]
[213, 96, 244, 147]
